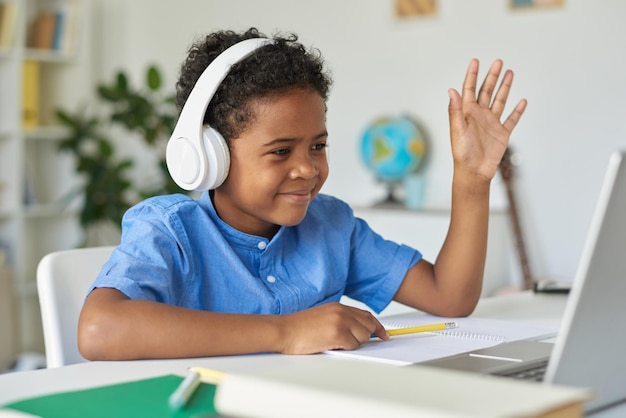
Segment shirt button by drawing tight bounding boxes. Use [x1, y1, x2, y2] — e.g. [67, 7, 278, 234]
[266, 275, 276, 283]
[257, 241, 267, 250]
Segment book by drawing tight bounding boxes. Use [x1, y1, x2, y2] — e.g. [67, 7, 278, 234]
[2, 375, 219, 417]
[28, 11, 56, 50]
[0, 3, 6, 47]
[51, 10, 65, 50]
[214, 358, 592, 418]
[60, 0, 80, 54]
[0, 251, 17, 372]
[22, 60, 39, 129]
[0, 2, 18, 48]
[324, 315, 558, 365]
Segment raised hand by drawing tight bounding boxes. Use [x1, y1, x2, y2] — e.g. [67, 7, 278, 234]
[448, 59, 527, 182]
[278, 302, 388, 354]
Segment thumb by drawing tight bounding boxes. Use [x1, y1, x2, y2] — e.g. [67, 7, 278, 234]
[448, 88, 464, 132]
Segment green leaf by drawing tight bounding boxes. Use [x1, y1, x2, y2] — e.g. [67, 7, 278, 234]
[116, 72, 129, 92]
[55, 109, 75, 126]
[99, 140, 113, 157]
[98, 85, 122, 102]
[147, 66, 161, 91]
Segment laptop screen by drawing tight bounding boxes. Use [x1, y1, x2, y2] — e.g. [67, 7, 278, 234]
[546, 150, 626, 412]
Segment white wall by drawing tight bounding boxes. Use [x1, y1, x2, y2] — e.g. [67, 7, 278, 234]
[86, 0, 626, 284]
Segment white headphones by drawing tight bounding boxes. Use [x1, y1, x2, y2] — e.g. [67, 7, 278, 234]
[166, 38, 274, 191]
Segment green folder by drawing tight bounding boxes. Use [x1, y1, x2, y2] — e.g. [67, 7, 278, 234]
[2, 374, 218, 418]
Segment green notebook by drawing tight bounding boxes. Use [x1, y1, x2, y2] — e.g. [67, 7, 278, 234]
[3, 374, 218, 418]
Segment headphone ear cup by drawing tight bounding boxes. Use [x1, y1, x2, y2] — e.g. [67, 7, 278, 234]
[165, 126, 230, 191]
[165, 134, 203, 191]
[199, 126, 230, 191]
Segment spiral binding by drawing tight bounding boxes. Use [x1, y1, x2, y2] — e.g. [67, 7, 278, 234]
[382, 321, 506, 343]
[431, 330, 506, 342]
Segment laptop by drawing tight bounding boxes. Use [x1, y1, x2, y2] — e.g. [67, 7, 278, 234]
[421, 150, 626, 413]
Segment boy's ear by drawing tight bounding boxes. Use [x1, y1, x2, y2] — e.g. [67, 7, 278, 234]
[166, 38, 274, 191]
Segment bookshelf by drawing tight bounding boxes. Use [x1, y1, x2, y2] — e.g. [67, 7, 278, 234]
[0, 0, 91, 360]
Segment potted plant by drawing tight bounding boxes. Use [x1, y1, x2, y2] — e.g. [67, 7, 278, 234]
[56, 66, 186, 245]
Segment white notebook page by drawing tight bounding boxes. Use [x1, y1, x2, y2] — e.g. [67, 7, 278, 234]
[324, 315, 557, 366]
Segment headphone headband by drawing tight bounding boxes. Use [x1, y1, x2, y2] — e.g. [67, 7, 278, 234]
[166, 37, 274, 191]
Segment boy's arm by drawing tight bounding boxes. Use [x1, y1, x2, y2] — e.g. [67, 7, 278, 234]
[394, 59, 527, 317]
[78, 288, 388, 360]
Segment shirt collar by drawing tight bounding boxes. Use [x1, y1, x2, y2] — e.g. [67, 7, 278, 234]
[199, 191, 284, 249]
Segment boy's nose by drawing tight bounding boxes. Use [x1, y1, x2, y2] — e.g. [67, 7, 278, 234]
[290, 154, 319, 180]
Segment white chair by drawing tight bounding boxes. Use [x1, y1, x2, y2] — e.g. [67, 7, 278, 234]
[36, 246, 115, 368]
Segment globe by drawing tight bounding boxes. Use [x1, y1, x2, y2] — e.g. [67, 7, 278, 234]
[360, 116, 426, 203]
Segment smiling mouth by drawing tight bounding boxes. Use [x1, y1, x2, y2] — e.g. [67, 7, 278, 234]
[280, 190, 313, 203]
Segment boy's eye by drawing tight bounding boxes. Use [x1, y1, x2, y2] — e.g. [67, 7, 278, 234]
[312, 142, 327, 151]
[272, 148, 290, 156]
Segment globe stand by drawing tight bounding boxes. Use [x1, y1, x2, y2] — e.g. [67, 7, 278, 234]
[373, 182, 404, 208]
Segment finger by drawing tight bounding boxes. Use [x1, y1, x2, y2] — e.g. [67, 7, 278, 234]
[502, 99, 528, 133]
[448, 88, 464, 132]
[491, 69, 514, 118]
[371, 320, 390, 341]
[461, 59, 479, 107]
[477, 59, 503, 108]
[349, 308, 389, 343]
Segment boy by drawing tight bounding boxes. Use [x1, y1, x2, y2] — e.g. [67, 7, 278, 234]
[78, 28, 526, 360]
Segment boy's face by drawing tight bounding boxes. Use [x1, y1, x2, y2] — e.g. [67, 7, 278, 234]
[213, 88, 329, 238]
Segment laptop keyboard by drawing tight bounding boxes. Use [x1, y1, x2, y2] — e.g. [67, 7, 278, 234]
[494, 360, 549, 382]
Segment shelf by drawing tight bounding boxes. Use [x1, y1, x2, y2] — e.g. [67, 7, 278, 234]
[24, 48, 76, 63]
[0, 208, 14, 219]
[0, 48, 16, 59]
[23, 202, 79, 219]
[353, 204, 451, 215]
[13, 280, 38, 297]
[352, 204, 506, 215]
[23, 125, 70, 141]
[352, 207, 515, 297]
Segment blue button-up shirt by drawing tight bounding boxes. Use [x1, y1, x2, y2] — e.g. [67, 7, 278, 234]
[92, 193, 422, 314]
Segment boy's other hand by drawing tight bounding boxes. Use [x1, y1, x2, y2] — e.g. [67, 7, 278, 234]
[448, 59, 527, 183]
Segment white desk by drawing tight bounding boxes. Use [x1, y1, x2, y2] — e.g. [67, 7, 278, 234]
[0, 291, 623, 417]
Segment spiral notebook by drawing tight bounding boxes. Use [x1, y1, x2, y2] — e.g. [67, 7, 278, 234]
[324, 315, 557, 366]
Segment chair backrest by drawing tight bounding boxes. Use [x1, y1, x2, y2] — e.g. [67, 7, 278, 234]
[36, 246, 115, 368]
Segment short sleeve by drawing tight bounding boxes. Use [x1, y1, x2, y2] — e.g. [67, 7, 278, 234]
[89, 195, 195, 304]
[344, 215, 422, 313]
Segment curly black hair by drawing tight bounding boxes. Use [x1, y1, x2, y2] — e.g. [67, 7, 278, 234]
[176, 27, 333, 142]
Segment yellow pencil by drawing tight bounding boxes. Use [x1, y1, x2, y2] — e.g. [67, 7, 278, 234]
[189, 367, 227, 384]
[383, 321, 459, 337]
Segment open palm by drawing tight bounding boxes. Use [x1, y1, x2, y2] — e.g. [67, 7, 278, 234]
[448, 59, 527, 181]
